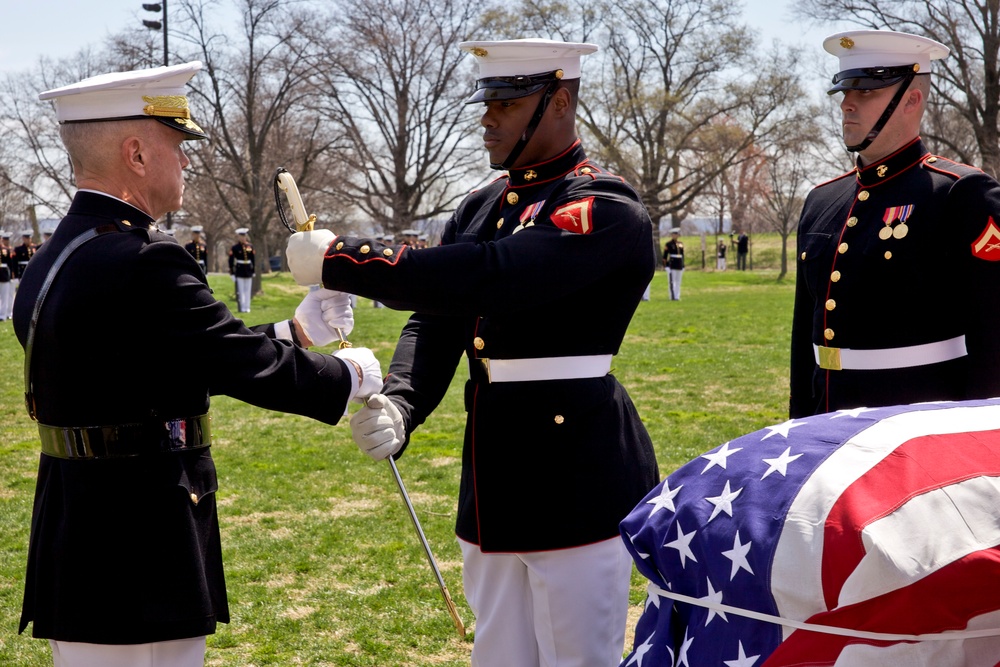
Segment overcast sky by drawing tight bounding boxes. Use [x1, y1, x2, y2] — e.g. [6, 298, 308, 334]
[1, 0, 845, 76]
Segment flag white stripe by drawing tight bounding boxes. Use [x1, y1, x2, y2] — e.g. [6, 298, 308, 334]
[772, 404, 1000, 637]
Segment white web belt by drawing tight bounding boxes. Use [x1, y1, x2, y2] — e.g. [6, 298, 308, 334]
[648, 583, 1000, 641]
[477, 354, 612, 383]
[813, 335, 967, 371]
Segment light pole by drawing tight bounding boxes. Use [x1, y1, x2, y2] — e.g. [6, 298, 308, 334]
[142, 2, 172, 227]
[142, 2, 168, 67]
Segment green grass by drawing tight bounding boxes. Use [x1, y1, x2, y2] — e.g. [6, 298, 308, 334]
[0, 260, 795, 665]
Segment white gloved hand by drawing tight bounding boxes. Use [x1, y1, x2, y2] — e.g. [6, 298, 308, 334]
[286, 229, 336, 286]
[294, 289, 354, 347]
[350, 394, 405, 461]
[333, 347, 383, 403]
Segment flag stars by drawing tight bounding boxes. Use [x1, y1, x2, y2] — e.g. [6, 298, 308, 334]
[701, 441, 743, 473]
[677, 629, 695, 667]
[723, 641, 761, 667]
[830, 406, 877, 419]
[664, 521, 698, 568]
[721, 530, 754, 580]
[705, 480, 743, 522]
[699, 577, 727, 625]
[761, 419, 805, 440]
[761, 447, 803, 480]
[647, 480, 682, 516]
[627, 531, 650, 560]
[625, 632, 655, 666]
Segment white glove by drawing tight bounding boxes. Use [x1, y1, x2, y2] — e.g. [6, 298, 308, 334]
[350, 394, 405, 461]
[333, 347, 383, 403]
[294, 288, 354, 347]
[286, 229, 336, 286]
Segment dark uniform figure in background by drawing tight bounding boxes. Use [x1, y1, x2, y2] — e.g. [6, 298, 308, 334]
[228, 227, 254, 312]
[287, 38, 659, 667]
[185, 224, 208, 274]
[16, 61, 380, 667]
[663, 228, 685, 300]
[14, 230, 37, 280]
[736, 230, 749, 270]
[0, 230, 13, 320]
[790, 30, 1000, 418]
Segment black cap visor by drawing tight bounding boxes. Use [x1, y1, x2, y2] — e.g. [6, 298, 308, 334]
[464, 70, 562, 104]
[827, 65, 919, 95]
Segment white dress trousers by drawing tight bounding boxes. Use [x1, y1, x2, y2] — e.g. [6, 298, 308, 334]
[50, 636, 206, 667]
[459, 536, 632, 667]
[235, 276, 252, 312]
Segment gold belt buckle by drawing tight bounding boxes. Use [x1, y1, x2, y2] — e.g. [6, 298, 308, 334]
[479, 358, 492, 383]
[818, 346, 842, 371]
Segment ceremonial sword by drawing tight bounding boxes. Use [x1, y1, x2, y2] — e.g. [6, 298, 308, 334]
[272, 168, 466, 638]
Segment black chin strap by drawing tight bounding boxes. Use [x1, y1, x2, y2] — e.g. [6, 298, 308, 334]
[491, 80, 561, 171]
[847, 72, 916, 153]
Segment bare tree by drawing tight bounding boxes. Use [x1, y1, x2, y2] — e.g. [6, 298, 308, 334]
[753, 110, 827, 280]
[168, 0, 343, 293]
[795, 0, 1000, 176]
[307, 0, 493, 237]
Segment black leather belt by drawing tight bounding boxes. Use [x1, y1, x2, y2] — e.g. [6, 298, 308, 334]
[38, 414, 211, 459]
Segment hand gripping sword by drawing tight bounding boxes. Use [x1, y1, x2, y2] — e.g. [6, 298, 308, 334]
[274, 168, 350, 349]
[273, 168, 466, 637]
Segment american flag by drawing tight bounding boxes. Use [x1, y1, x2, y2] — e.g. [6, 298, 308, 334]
[620, 399, 1000, 666]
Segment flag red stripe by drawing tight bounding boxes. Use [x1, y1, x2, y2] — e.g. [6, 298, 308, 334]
[821, 430, 1000, 609]
[766, 547, 1000, 666]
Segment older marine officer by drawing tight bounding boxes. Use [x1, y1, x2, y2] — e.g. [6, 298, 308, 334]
[286, 38, 659, 667]
[14, 61, 381, 666]
[790, 30, 1000, 417]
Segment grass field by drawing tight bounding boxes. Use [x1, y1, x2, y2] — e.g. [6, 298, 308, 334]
[0, 244, 796, 665]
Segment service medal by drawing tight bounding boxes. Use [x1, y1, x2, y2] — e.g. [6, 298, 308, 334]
[879, 226, 893, 240]
[893, 223, 909, 239]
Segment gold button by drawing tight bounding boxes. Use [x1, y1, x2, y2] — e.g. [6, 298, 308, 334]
[122, 219, 132, 227]
[884, 251, 892, 260]
[927, 156, 938, 163]
[336, 242, 344, 250]
[858, 190, 870, 201]
[383, 248, 393, 257]
[825, 299, 836, 311]
[580, 167, 592, 174]
[831, 270, 841, 282]
[360, 244, 370, 254]
[800, 252, 806, 260]
[506, 192, 519, 205]
[473, 337, 485, 350]
[838, 242, 848, 254]
[846, 217, 858, 227]
[824, 328, 835, 341]
[190, 493, 199, 505]
[497, 218, 504, 229]
[554, 415, 565, 424]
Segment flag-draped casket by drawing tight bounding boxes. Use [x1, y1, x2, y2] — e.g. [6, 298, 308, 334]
[620, 399, 1000, 666]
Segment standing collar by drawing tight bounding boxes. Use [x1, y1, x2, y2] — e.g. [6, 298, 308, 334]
[506, 140, 588, 188]
[68, 190, 156, 228]
[855, 137, 928, 187]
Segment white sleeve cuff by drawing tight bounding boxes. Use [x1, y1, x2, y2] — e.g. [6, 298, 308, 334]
[274, 319, 294, 341]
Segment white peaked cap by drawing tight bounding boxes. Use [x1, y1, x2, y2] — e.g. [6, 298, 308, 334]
[824, 30, 949, 73]
[460, 39, 598, 80]
[39, 61, 207, 139]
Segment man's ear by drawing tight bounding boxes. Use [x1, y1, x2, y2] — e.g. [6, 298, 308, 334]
[122, 136, 145, 176]
[904, 87, 924, 114]
[549, 87, 572, 118]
